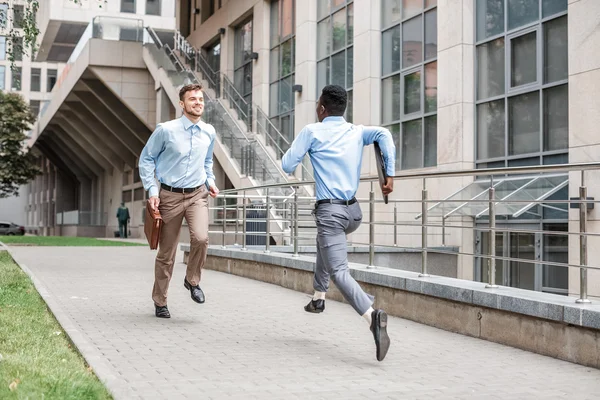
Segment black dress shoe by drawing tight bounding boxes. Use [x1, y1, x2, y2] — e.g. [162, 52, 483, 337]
[155, 304, 171, 318]
[304, 299, 325, 313]
[370, 309, 390, 361]
[184, 278, 205, 304]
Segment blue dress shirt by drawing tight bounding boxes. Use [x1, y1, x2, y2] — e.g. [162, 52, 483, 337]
[281, 116, 396, 201]
[139, 115, 216, 198]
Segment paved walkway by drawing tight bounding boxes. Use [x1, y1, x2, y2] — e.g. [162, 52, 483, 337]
[7, 245, 600, 399]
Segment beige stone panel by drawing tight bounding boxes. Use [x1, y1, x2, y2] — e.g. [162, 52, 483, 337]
[437, 0, 464, 52]
[104, 81, 123, 97]
[121, 82, 150, 99]
[437, 103, 464, 165]
[353, 32, 372, 83]
[295, 0, 317, 26]
[88, 40, 123, 67]
[121, 69, 150, 84]
[437, 44, 464, 108]
[124, 98, 149, 114]
[296, 20, 317, 65]
[353, 0, 372, 37]
[462, 44, 475, 104]
[352, 78, 374, 125]
[462, 0, 475, 45]
[568, 145, 600, 223]
[568, 0, 600, 75]
[121, 42, 146, 69]
[568, 69, 600, 148]
[462, 102, 475, 164]
[91, 66, 122, 84]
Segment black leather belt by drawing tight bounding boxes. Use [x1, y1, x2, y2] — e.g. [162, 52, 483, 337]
[315, 197, 357, 206]
[161, 183, 202, 194]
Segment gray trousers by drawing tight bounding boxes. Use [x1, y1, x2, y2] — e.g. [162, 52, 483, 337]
[312, 201, 374, 315]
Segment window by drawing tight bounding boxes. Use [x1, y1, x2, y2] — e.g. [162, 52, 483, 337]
[0, 66, 5, 90]
[146, 0, 160, 15]
[0, 36, 5, 60]
[11, 67, 21, 91]
[0, 4, 7, 26]
[381, 0, 437, 170]
[121, 0, 136, 13]
[13, 5, 24, 29]
[234, 18, 253, 126]
[122, 190, 133, 203]
[30, 100, 40, 118]
[134, 187, 144, 201]
[47, 69, 57, 91]
[475, 0, 568, 167]
[31, 68, 41, 91]
[12, 36, 23, 61]
[269, 0, 295, 156]
[317, 0, 354, 122]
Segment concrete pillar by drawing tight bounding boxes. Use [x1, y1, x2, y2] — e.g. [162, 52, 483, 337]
[567, 0, 600, 297]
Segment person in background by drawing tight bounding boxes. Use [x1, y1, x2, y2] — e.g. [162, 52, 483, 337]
[116, 202, 130, 239]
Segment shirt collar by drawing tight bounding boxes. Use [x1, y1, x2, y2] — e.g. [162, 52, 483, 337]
[180, 115, 201, 131]
[322, 116, 346, 123]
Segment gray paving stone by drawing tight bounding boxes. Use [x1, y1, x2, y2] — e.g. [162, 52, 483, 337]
[7, 246, 600, 400]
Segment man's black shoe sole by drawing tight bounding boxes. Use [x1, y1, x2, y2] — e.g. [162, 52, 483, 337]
[376, 311, 390, 362]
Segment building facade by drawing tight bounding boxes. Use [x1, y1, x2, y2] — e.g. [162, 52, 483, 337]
[2, 0, 599, 299]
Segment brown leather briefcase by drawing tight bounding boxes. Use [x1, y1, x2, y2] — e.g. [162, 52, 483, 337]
[144, 201, 163, 250]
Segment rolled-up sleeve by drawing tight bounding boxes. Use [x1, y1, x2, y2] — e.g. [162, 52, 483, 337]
[139, 124, 165, 198]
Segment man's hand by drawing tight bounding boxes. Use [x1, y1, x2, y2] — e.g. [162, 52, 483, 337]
[209, 185, 220, 198]
[149, 196, 160, 211]
[382, 176, 394, 196]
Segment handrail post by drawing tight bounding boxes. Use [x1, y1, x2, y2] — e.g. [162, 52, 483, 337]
[241, 191, 247, 251]
[393, 202, 398, 247]
[264, 188, 271, 253]
[221, 196, 227, 249]
[293, 189, 299, 258]
[486, 179, 498, 288]
[420, 178, 429, 277]
[234, 201, 239, 246]
[367, 182, 375, 269]
[577, 171, 591, 303]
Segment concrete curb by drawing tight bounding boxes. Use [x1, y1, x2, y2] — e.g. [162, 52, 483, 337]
[0, 243, 133, 400]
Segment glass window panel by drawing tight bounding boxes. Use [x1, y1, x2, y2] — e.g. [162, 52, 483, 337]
[146, 0, 160, 15]
[13, 37, 23, 61]
[270, 0, 280, 46]
[347, 3, 354, 45]
[317, 0, 330, 20]
[403, 70, 421, 115]
[346, 89, 353, 123]
[544, 16, 567, 84]
[508, 91, 540, 156]
[477, 38, 505, 99]
[281, 0, 294, 38]
[425, 61, 437, 113]
[477, 99, 505, 159]
[476, 0, 504, 41]
[425, 9, 437, 60]
[47, 69, 57, 92]
[541, 186, 568, 219]
[386, 124, 401, 171]
[382, 26, 401, 75]
[30, 100, 40, 118]
[331, 51, 346, 87]
[122, 190, 132, 203]
[0, 36, 5, 60]
[13, 5, 24, 28]
[507, 0, 538, 31]
[280, 77, 293, 114]
[11, 67, 21, 91]
[0, 66, 4, 90]
[511, 31, 537, 88]
[134, 187, 144, 201]
[121, 0, 135, 13]
[402, 16, 423, 69]
[542, 0, 567, 18]
[281, 39, 293, 77]
[542, 223, 568, 291]
[425, 0, 437, 6]
[402, 119, 423, 169]
[317, 59, 330, 95]
[133, 167, 141, 183]
[317, 18, 331, 59]
[242, 63, 253, 95]
[544, 84, 568, 151]
[31, 68, 41, 91]
[270, 83, 278, 116]
[346, 46, 353, 89]
[382, 0, 401, 27]
[403, 0, 422, 19]
[0, 4, 7, 26]
[332, 9, 346, 52]
[382, 75, 401, 124]
[270, 47, 279, 82]
[332, 0, 345, 8]
[424, 115, 437, 167]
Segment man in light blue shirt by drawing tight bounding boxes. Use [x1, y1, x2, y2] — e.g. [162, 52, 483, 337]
[139, 83, 219, 319]
[282, 85, 395, 362]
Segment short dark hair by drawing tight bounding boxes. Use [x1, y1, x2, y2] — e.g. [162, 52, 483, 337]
[179, 83, 203, 100]
[320, 85, 347, 116]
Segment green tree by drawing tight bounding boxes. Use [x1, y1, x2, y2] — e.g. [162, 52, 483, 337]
[0, 91, 40, 198]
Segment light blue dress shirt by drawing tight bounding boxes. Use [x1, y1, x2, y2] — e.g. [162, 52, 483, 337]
[139, 115, 216, 198]
[281, 116, 396, 201]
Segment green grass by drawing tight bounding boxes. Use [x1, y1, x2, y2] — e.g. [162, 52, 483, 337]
[0, 236, 145, 246]
[0, 251, 112, 399]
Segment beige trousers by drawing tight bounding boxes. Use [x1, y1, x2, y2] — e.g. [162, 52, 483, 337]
[152, 185, 209, 307]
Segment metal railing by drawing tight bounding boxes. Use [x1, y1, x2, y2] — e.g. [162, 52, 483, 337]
[222, 74, 252, 130]
[207, 162, 600, 304]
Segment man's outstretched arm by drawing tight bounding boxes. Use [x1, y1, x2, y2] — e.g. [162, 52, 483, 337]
[282, 127, 312, 174]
